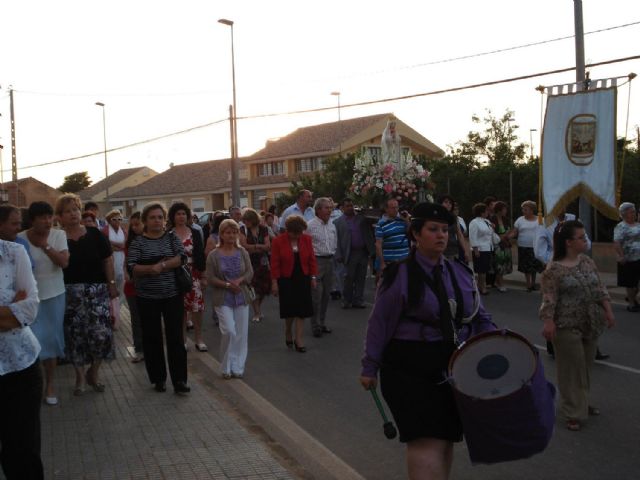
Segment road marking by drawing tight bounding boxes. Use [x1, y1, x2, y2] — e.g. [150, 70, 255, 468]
[533, 343, 640, 375]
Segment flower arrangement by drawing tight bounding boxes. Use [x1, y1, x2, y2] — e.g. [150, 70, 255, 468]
[350, 148, 434, 209]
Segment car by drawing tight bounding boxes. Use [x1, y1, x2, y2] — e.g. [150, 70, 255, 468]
[197, 211, 228, 227]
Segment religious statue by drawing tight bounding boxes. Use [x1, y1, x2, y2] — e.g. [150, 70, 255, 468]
[381, 119, 404, 172]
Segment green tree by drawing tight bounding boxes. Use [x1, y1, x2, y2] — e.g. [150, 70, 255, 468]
[280, 153, 356, 210]
[58, 171, 91, 193]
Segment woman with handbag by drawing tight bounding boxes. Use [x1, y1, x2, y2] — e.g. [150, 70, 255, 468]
[127, 203, 190, 395]
[206, 219, 254, 379]
[239, 208, 271, 323]
[168, 202, 207, 351]
[540, 220, 615, 431]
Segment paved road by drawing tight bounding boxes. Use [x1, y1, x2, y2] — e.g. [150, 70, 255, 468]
[197, 278, 640, 480]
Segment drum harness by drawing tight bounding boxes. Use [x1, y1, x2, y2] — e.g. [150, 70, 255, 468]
[406, 259, 481, 349]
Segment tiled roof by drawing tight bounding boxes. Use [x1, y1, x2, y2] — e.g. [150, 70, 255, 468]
[79, 167, 151, 200]
[111, 159, 231, 199]
[247, 113, 391, 160]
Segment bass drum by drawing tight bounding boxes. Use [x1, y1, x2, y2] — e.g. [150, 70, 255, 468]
[448, 329, 556, 464]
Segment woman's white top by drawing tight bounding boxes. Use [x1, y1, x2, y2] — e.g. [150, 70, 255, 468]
[514, 216, 538, 248]
[109, 225, 125, 277]
[469, 217, 495, 252]
[18, 229, 67, 300]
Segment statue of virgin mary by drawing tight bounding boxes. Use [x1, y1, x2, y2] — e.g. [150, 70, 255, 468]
[381, 119, 404, 172]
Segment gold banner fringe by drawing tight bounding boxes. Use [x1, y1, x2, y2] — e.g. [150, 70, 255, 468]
[546, 182, 620, 224]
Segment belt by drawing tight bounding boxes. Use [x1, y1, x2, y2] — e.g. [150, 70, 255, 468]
[317, 255, 334, 259]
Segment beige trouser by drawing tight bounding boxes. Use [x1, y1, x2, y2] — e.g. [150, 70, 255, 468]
[552, 328, 598, 421]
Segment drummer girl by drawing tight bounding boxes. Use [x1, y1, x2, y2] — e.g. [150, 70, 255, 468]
[360, 202, 495, 480]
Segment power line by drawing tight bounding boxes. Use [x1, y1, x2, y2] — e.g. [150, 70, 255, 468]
[239, 54, 640, 120]
[345, 20, 640, 78]
[17, 118, 227, 171]
[13, 53, 640, 171]
[11, 20, 640, 98]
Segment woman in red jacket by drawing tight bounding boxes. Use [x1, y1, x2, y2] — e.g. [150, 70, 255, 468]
[271, 215, 318, 352]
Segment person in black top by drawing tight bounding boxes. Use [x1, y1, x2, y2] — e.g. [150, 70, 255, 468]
[127, 203, 190, 395]
[56, 194, 116, 396]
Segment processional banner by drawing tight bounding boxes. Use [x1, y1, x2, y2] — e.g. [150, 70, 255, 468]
[541, 83, 618, 220]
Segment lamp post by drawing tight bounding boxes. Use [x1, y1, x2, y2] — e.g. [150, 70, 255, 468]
[218, 18, 240, 208]
[331, 91, 342, 154]
[95, 102, 109, 204]
[529, 128, 538, 159]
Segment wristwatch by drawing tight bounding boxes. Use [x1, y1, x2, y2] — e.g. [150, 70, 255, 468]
[225, 282, 231, 289]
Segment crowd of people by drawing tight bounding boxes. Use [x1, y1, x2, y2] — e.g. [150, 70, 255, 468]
[1, 187, 638, 480]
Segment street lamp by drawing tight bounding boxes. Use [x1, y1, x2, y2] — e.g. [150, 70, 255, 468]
[529, 128, 538, 159]
[95, 102, 109, 204]
[331, 91, 342, 154]
[218, 18, 240, 208]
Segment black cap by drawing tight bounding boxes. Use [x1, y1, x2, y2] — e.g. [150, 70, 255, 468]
[411, 202, 455, 226]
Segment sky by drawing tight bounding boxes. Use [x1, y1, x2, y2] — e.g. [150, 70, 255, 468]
[1, 0, 639, 190]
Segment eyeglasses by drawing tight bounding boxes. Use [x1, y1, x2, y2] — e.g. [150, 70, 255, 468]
[112, 218, 122, 221]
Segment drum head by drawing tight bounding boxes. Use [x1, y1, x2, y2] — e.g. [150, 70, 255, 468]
[449, 331, 537, 400]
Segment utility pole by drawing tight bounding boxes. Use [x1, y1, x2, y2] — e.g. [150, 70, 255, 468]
[574, 0, 592, 238]
[9, 88, 17, 182]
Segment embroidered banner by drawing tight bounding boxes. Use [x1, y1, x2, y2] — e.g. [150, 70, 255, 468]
[541, 87, 618, 220]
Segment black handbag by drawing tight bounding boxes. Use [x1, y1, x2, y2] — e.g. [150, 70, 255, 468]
[170, 232, 193, 294]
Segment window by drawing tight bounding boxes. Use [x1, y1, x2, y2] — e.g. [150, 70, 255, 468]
[257, 162, 285, 177]
[191, 198, 205, 213]
[295, 157, 324, 173]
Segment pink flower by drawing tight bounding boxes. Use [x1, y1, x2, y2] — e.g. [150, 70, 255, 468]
[404, 192, 409, 197]
[384, 183, 394, 194]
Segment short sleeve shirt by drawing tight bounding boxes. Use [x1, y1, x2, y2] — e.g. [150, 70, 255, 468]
[63, 227, 112, 284]
[18, 228, 68, 300]
[375, 215, 410, 262]
[614, 221, 640, 262]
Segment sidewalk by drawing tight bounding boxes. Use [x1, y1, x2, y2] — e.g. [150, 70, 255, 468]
[31, 308, 297, 480]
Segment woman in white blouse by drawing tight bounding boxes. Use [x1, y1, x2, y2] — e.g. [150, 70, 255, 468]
[469, 202, 498, 295]
[18, 201, 69, 406]
[0, 237, 42, 479]
[513, 200, 545, 291]
[103, 210, 126, 329]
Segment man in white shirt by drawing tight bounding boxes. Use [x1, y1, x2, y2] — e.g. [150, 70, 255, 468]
[0, 239, 42, 479]
[279, 190, 314, 232]
[307, 198, 337, 337]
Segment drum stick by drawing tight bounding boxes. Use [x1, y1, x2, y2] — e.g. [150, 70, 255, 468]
[369, 388, 397, 439]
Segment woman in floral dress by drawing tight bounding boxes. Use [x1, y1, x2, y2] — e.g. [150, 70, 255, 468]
[168, 203, 206, 351]
[239, 208, 271, 322]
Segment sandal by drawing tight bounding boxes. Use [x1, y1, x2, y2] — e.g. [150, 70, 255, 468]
[588, 406, 601, 416]
[566, 419, 581, 431]
[195, 343, 208, 352]
[73, 386, 85, 396]
[85, 372, 106, 393]
[221, 373, 232, 380]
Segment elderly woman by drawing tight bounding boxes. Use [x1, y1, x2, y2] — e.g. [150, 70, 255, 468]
[239, 208, 271, 322]
[168, 202, 206, 350]
[103, 209, 126, 330]
[127, 203, 190, 394]
[513, 200, 544, 291]
[613, 202, 640, 312]
[57, 194, 116, 395]
[360, 203, 495, 480]
[469, 202, 498, 295]
[540, 220, 615, 431]
[18, 201, 69, 405]
[271, 215, 318, 353]
[206, 219, 253, 378]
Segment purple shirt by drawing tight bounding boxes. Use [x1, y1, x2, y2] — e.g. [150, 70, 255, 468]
[345, 215, 365, 250]
[219, 251, 246, 307]
[361, 251, 494, 378]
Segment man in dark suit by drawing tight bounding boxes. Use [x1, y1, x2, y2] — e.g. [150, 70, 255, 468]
[334, 198, 376, 309]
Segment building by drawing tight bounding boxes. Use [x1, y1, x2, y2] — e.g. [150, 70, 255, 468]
[0, 177, 62, 208]
[109, 113, 444, 213]
[78, 167, 158, 213]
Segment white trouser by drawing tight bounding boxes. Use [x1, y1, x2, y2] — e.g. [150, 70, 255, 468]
[215, 305, 249, 375]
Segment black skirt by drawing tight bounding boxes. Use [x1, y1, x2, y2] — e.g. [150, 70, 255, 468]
[278, 252, 313, 319]
[517, 247, 544, 274]
[380, 339, 462, 443]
